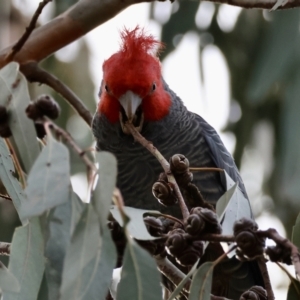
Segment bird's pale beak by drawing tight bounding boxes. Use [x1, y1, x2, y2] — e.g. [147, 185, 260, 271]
[119, 91, 144, 134]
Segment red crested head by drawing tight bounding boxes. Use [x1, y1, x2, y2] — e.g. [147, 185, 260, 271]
[97, 26, 172, 133]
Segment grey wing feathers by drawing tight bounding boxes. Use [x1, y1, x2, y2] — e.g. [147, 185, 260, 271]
[196, 114, 249, 199]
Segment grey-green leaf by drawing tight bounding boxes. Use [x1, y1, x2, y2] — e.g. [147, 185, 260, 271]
[0, 138, 27, 224]
[219, 171, 252, 236]
[60, 204, 101, 300]
[93, 151, 117, 228]
[82, 225, 117, 300]
[44, 189, 74, 300]
[116, 237, 162, 300]
[110, 206, 160, 240]
[2, 217, 45, 300]
[23, 135, 70, 221]
[216, 183, 238, 219]
[0, 62, 39, 172]
[0, 261, 20, 293]
[188, 262, 214, 300]
[287, 279, 300, 300]
[271, 0, 288, 10]
[70, 191, 85, 236]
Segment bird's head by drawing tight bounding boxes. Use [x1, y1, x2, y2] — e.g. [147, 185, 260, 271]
[97, 27, 171, 134]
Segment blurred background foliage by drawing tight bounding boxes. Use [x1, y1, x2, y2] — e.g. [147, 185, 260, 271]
[0, 0, 300, 281]
[151, 2, 300, 237]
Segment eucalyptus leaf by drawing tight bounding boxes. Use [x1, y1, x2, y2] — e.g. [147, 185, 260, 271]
[44, 189, 74, 300]
[0, 262, 20, 293]
[0, 61, 19, 88]
[271, 0, 288, 10]
[218, 171, 252, 236]
[82, 225, 117, 300]
[216, 183, 238, 220]
[287, 279, 300, 300]
[2, 217, 45, 300]
[93, 151, 117, 228]
[0, 62, 39, 172]
[188, 262, 214, 300]
[23, 135, 70, 221]
[60, 204, 102, 300]
[0, 138, 27, 223]
[110, 206, 160, 240]
[70, 191, 85, 236]
[116, 237, 162, 300]
[168, 259, 199, 300]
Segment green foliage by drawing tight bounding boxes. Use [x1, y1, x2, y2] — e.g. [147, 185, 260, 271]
[22, 135, 70, 222]
[116, 237, 161, 300]
[110, 206, 160, 240]
[287, 279, 300, 300]
[0, 138, 27, 223]
[188, 262, 213, 300]
[0, 62, 39, 172]
[2, 218, 44, 300]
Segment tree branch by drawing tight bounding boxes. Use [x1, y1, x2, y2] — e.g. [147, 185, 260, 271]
[0, 0, 144, 68]
[0, 194, 12, 201]
[21, 62, 93, 126]
[0, 0, 298, 69]
[5, 0, 52, 63]
[206, 0, 297, 10]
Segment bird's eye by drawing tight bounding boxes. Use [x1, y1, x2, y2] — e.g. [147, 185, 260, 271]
[105, 85, 109, 92]
[152, 83, 156, 91]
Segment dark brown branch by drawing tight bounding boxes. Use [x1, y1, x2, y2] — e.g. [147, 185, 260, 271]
[124, 122, 189, 221]
[5, 0, 52, 63]
[258, 228, 300, 277]
[189, 167, 224, 173]
[0, 194, 12, 201]
[257, 257, 275, 300]
[190, 233, 235, 243]
[0, 0, 300, 69]
[22, 62, 93, 126]
[0, 242, 11, 256]
[206, 0, 299, 10]
[155, 256, 191, 293]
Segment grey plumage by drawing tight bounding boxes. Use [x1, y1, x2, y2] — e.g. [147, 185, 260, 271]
[93, 80, 246, 211]
[92, 79, 264, 299]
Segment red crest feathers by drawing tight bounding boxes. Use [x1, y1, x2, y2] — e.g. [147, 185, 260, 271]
[98, 26, 171, 123]
[119, 26, 164, 59]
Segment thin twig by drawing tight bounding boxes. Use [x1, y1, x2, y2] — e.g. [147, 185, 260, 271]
[203, 0, 297, 10]
[0, 242, 11, 256]
[124, 122, 189, 221]
[5, 139, 26, 188]
[147, 212, 184, 227]
[257, 257, 274, 300]
[155, 256, 191, 293]
[5, 0, 52, 63]
[189, 167, 224, 173]
[258, 228, 300, 278]
[0, 194, 12, 201]
[190, 233, 235, 243]
[43, 119, 96, 172]
[21, 62, 93, 126]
